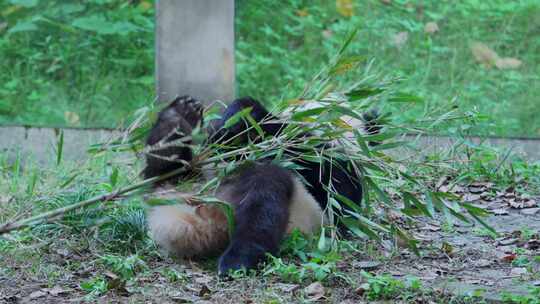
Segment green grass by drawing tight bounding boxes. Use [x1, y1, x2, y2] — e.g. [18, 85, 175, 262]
[1, 105, 539, 302]
[236, 0, 540, 137]
[0, 0, 539, 136]
[0, 0, 154, 128]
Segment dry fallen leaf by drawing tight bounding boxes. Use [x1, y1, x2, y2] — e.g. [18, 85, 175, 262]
[305, 282, 325, 301]
[521, 208, 540, 215]
[525, 239, 540, 250]
[424, 22, 439, 34]
[463, 193, 481, 202]
[354, 261, 382, 271]
[336, 0, 354, 17]
[474, 259, 492, 268]
[441, 242, 453, 255]
[355, 283, 371, 296]
[64, 111, 80, 125]
[198, 284, 211, 297]
[322, 29, 333, 39]
[392, 31, 409, 49]
[468, 184, 487, 194]
[47, 286, 68, 297]
[501, 253, 517, 262]
[195, 275, 213, 285]
[138, 0, 153, 11]
[435, 176, 449, 189]
[28, 290, 47, 300]
[470, 42, 522, 70]
[491, 208, 509, 215]
[510, 267, 527, 276]
[509, 198, 537, 209]
[498, 238, 519, 246]
[274, 283, 300, 293]
[380, 0, 392, 4]
[495, 57, 522, 69]
[470, 42, 499, 67]
[296, 9, 309, 17]
[421, 223, 441, 232]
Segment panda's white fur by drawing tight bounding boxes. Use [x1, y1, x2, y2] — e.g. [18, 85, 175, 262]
[147, 176, 325, 258]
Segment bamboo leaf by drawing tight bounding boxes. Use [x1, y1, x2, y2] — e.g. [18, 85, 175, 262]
[346, 87, 385, 101]
[222, 107, 253, 129]
[109, 167, 119, 188]
[341, 216, 380, 241]
[337, 28, 358, 55]
[144, 198, 181, 207]
[331, 192, 362, 214]
[355, 131, 399, 143]
[403, 192, 432, 218]
[388, 93, 423, 103]
[203, 197, 235, 239]
[424, 192, 437, 217]
[245, 114, 265, 138]
[431, 192, 470, 224]
[461, 202, 490, 217]
[370, 141, 408, 151]
[291, 107, 326, 121]
[393, 225, 420, 255]
[56, 130, 64, 166]
[330, 56, 365, 75]
[365, 177, 393, 207]
[331, 105, 364, 120]
[317, 227, 327, 252]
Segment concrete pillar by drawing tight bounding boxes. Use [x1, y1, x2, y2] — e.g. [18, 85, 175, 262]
[155, 0, 235, 104]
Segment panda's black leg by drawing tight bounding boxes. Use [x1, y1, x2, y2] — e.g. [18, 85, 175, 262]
[143, 96, 203, 181]
[217, 163, 293, 275]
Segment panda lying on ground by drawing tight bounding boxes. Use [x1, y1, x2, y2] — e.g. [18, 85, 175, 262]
[143, 95, 378, 275]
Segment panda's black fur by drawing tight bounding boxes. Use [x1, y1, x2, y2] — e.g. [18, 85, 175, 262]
[143, 96, 371, 275]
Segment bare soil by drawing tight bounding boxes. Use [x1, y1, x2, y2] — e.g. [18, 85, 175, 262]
[1, 193, 539, 303]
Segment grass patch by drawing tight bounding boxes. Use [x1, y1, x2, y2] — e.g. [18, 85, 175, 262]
[0, 0, 539, 137]
[0, 141, 539, 302]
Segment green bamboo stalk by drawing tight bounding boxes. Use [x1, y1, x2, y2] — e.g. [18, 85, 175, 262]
[0, 166, 189, 235]
[0, 139, 268, 235]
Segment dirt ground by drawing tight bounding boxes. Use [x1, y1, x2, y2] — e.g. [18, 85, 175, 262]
[381, 207, 540, 302]
[1, 187, 539, 304]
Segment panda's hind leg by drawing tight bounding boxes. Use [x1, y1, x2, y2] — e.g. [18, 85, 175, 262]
[216, 163, 294, 275]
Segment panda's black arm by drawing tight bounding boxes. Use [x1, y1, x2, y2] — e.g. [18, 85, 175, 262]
[217, 163, 293, 275]
[298, 158, 363, 219]
[142, 96, 203, 181]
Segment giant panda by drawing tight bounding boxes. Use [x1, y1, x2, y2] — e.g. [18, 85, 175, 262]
[143, 95, 376, 275]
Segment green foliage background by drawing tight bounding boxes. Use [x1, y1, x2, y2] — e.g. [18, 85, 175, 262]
[0, 0, 539, 137]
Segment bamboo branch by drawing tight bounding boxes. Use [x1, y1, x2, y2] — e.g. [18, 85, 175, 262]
[0, 166, 189, 235]
[0, 137, 271, 236]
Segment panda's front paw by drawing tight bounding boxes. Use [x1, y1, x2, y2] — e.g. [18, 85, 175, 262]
[170, 95, 204, 128]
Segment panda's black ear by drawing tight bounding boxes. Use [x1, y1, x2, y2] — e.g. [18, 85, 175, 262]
[209, 97, 285, 144]
[221, 96, 271, 123]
